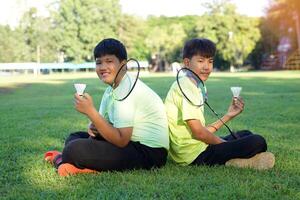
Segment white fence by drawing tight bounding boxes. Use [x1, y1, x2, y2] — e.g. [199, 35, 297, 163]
[0, 61, 149, 75]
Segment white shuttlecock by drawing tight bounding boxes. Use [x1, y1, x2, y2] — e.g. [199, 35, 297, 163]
[230, 87, 242, 98]
[74, 83, 86, 95]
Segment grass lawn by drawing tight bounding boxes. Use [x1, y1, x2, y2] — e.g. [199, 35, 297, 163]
[0, 71, 300, 199]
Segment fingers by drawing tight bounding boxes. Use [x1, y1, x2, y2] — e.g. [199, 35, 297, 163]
[230, 96, 244, 113]
[74, 92, 90, 106]
[74, 93, 82, 100]
[90, 124, 98, 132]
[89, 122, 97, 129]
[73, 98, 79, 109]
[234, 98, 244, 111]
[73, 93, 94, 115]
[233, 96, 244, 105]
[74, 93, 91, 100]
[88, 129, 96, 137]
[236, 96, 244, 105]
[88, 122, 94, 129]
[83, 93, 91, 100]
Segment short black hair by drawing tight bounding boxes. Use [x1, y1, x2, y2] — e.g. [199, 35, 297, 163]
[182, 38, 216, 59]
[94, 38, 127, 61]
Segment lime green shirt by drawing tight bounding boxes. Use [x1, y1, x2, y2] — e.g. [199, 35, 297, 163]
[164, 76, 208, 165]
[99, 74, 169, 150]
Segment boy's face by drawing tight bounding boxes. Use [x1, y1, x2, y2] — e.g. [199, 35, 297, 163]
[95, 55, 126, 86]
[183, 55, 213, 82]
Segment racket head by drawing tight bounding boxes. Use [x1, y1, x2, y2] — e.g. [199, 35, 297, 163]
[176, 67, 207, 107]
[112, 58, 140, 101]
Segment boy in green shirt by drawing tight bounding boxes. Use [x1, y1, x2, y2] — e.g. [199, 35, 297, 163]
[165, 38, 275, 169]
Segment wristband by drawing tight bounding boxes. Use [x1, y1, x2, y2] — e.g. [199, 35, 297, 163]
[208, 125, 218, 131]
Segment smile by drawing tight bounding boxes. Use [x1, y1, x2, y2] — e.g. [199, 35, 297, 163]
[100, 72, 110, 78]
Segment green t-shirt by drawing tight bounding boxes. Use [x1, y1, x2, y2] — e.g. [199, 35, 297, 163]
[99, 74, 169, 150]
[164, 76, 208, 165]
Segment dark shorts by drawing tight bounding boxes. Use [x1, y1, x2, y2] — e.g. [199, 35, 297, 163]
[191, 130, 267, 166]
[61, 131, 168, 171]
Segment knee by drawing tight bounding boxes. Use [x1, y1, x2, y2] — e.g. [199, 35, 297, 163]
[251, 135, 267, 152]
[64, 131, 86, 145]
[62, 140, 82, 163]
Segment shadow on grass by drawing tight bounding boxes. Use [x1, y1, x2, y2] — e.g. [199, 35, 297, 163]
[0, 83, 32, 95]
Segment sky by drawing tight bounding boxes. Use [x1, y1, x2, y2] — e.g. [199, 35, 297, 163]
[0, 0, 272, 27]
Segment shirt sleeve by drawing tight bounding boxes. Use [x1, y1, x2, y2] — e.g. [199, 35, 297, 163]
[181, 87, 205, 125]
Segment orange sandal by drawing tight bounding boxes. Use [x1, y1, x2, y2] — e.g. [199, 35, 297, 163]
[58, 163, 97, 177]
[44, 150, 61, 163]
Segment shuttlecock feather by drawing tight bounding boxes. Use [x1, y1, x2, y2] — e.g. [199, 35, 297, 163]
[74, 83, 86, 95]
[230, 87, 242, 98]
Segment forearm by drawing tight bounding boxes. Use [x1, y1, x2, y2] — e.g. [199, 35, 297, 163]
[187, 119, 225, 145]
[208, 114, 233, 133]
[87, 109, 127, 147]
[194, 130, 224, 145]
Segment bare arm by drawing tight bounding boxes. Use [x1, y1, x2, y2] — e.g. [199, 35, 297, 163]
[206, 97, 244, 133]
[186, 119, 225, 144]
[75, 93, 132, 147]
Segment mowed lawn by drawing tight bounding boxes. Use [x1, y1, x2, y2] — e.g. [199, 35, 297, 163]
[0, 71, 299, 199]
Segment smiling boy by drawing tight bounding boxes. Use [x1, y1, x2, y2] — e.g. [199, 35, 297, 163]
[45, 38, 169, 176]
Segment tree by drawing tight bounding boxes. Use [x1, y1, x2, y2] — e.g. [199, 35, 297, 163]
[53, 0, 121, 62]
[0, 25, 29, 62]
[19, 7, 57, 62]
[145, 16, 188, 68]
[117, 15, 149, 60]
[264, 0, 300, 51]
[195, 1, 261, 69]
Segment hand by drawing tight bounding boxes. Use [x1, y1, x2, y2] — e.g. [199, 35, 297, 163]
[220, 137, 227, 143]
[87, 128, 96, 137]
[88, 123, 100, 136]
[74, 93, 96, 116]
[226, 96, 244, 118]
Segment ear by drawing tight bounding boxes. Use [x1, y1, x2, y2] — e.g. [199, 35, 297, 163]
[183, 58, 190, 67]
[120, 59, 127, 71]
[120, 59, 127, 66]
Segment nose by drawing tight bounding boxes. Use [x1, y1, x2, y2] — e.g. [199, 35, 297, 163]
[203, 60, 210, 70]
[96, 63, 106, 69]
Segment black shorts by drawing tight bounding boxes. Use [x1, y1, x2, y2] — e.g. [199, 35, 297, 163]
[61, 131, 168, 171]
[192, 130, 267, 166]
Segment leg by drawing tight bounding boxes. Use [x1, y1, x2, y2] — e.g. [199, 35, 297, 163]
[192, 134, 267, 166]
[46, 131, 90, 168]
[62, 137, 167, 171]
[222, 130, 254, 141]
[64, 131, 90, 146]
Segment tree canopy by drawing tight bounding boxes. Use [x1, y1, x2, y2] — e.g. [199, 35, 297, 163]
[1, 0, 293, 70]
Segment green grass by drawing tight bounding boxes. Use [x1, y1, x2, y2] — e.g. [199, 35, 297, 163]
[1, 71, 300, 199]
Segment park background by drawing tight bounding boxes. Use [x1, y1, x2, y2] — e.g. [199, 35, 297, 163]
[0, 0, 300, 199]
[0, 0, 300, 72]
